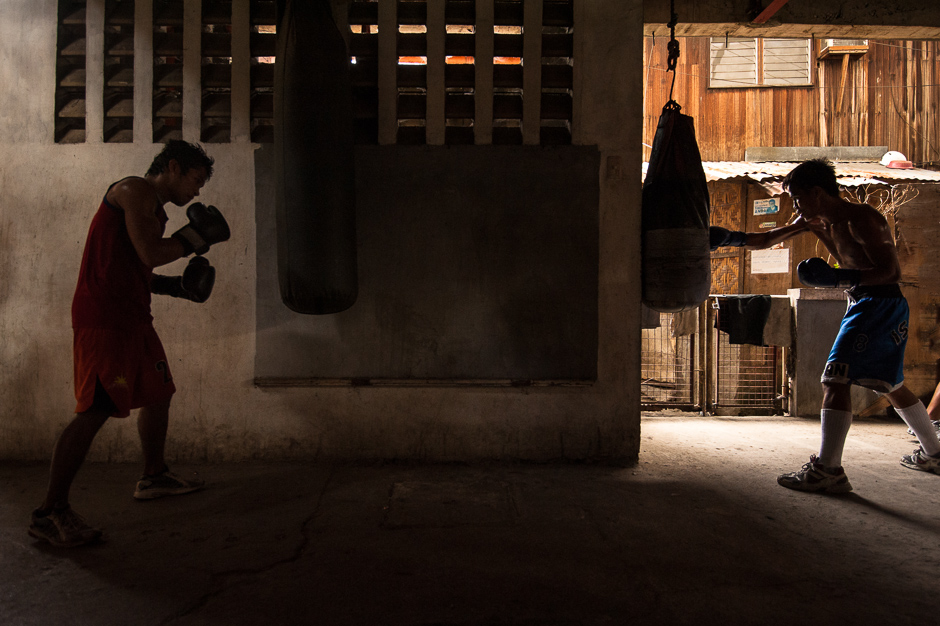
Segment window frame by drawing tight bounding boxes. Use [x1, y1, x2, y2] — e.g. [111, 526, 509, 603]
[709, 37, 813, 90]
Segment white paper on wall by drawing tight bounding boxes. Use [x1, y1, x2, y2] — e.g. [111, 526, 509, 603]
[750, 248, 790, 274]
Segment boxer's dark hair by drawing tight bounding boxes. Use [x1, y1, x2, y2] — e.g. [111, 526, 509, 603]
[782, 158, 840, 198]
[147, 140, 214, 179]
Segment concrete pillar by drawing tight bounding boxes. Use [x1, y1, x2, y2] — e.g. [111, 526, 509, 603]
[134, 0, 153, 144]
[183, 0, 201, 141]
[230, 0, 251, 143]
[85, 0, 104, 143]
[522, 0, 542, 145]
[426, 1, 445, 145]
[378, 0, 397, 145]
[474, 0, 494, 144]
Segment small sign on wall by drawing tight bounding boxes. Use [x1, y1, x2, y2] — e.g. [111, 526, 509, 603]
[754, 198, 779, 215]
[751, 248, 790, 274]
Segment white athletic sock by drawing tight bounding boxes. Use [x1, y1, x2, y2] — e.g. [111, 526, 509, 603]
[896, 402, 940, 457]
[818, 409, 854, 469]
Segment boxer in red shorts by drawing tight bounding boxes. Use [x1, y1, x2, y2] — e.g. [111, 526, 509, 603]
[29, 140, 230, 547]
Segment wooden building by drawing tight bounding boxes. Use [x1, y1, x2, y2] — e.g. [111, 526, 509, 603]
[643, 36, 940, 164]
[643, 35, 940, 405]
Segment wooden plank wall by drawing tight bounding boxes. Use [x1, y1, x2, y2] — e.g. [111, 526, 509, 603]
[821, 40, 940, 166]
[643, 36, 819, 161]
[644, 37, 940, 166]
[895, 185, 940, 398]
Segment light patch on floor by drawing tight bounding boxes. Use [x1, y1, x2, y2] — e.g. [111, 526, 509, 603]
[383, 479, 516, 528]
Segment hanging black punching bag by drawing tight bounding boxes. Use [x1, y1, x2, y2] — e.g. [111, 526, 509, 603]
[641, 102, 711, 313]
[274, 0, 358, 314]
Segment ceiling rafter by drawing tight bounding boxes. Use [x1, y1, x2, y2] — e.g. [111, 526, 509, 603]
[752, 0, 792, 25]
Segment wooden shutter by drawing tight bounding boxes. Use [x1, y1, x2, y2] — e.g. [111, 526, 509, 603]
[762, 38, 811, 86]
[710, 37, 757, 88]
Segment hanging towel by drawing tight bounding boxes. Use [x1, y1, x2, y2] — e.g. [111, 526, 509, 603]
[715, 295, 772, 346]
[672, 307, 699, 337]
[762, 296, 792, 347]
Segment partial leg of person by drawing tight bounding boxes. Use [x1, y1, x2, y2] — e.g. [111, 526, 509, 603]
[777, 382, 854, 493]
[133, 399, 204, 500]
[41, 408, 110, 509]
[925, 380, 940, 418]
[886, 385, 940, 474]
[138, 398, 170, 476]
[816, 382, 855, 469]
[920, 380, 940, 434]
[29, 387, 111, 547]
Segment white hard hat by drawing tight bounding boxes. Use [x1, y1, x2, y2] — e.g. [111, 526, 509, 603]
[880, 151, 913, 169]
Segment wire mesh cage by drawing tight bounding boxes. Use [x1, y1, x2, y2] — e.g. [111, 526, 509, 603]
[641, 311, 698, 409]
[714, 335, 781, 409]
[641, 301, 786, 414]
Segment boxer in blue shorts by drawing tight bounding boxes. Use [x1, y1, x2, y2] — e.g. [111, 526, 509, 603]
[710, 158, 940, 492]
[822, 284, 909, 394]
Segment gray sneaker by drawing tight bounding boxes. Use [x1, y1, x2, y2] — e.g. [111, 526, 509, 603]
[28, 506, 103, 547]
[899, 448, 940, 474]
[134, 469, 204, 500]
[777, 455, 853, 493]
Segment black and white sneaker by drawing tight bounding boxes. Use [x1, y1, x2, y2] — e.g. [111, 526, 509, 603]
[28, 505, 103, 547]
[134, 468, 204, 500]
[899, 448, 940, 474]
[777, 455, 853, 493]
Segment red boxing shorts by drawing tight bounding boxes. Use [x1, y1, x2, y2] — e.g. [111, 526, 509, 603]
[73, 325, 176, 418]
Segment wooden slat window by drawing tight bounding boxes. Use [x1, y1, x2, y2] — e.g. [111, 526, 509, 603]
[492, 0, 523, 144]
[249, 0, 275, 142]
[201, 1, 232, 142]
[710, 37, 811, 89]
[55, 0, 87, 143]
[153, 0, 183, 142]
[349, 0, 379, 144]
[710, 37, 758, 88]
[540, 0, 573, 145]
[396, 0, 428, 144]
[104, 0, 135, 142]
[345, 0, 572, 146]
[56, 0, 575, 146]
[762, 38, 812, 86]
[444, 1, 475, 145]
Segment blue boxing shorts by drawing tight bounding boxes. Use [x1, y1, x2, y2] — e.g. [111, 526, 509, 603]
[821, 284, 909, 393]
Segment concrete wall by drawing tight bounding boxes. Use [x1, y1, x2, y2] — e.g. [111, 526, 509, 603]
[255, 145, 601, 382]
[0, 0, 643, 463]
[4, 0, 929, 463]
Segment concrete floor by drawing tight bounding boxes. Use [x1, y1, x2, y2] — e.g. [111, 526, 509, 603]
[2, 412, 939, 626]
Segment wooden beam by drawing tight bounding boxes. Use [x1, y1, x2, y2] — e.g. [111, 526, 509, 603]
[752, 0, 792, 25]
[838, 53, 850, 109]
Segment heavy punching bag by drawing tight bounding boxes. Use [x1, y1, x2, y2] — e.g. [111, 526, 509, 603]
[274, 0, 358, 314]
[641, 101, 711, 312]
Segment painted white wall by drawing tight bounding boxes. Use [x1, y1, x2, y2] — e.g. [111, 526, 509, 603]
[0, 0, 644, 463]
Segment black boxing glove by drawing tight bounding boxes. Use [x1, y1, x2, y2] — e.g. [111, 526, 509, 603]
[172, 202, 231, 256]
[709, 226, 748, 251]
[797, 257, 861, 289]
[151, 257, 216, 303]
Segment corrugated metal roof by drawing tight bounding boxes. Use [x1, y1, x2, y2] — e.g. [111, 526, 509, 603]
[642, 161, 940, 192]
